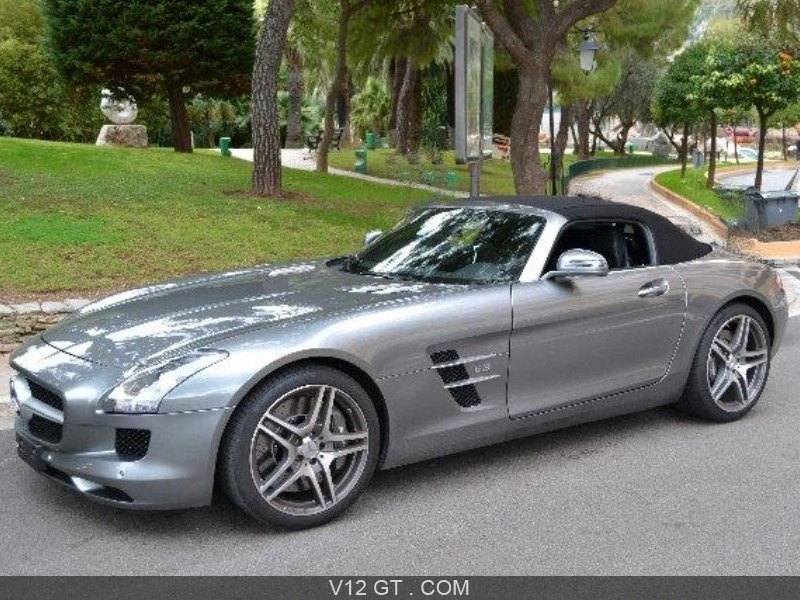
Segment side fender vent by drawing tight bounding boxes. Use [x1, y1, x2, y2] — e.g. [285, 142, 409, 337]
[430, 349, 483, 408]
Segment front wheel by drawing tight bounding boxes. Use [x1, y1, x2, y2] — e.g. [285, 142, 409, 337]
[676, 303, 771, 422]
[218, 366, 380, 529]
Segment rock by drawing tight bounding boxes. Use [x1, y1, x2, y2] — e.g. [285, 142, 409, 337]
[11, 302, 40, 315]
[65, 299, 92, 311]
[96, 124, 148, 148]
[0, 305, 13, 316]
[41, 301, 69, 314]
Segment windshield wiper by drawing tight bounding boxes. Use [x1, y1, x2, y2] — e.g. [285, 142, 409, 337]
[365, 270, 420, 282]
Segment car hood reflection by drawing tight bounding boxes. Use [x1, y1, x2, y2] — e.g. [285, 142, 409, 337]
[40, 261, 447, 367]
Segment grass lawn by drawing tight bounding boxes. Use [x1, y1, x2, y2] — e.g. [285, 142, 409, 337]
[327, 147, 603, 196]
[0, 138, 436, 299]
[654, 165, 749, 221]
[328, 148, 517, 195]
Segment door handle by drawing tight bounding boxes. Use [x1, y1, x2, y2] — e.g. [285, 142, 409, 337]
[638, 278, 670, 298]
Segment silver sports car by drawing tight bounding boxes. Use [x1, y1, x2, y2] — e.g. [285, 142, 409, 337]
[9, 196, 789, 529]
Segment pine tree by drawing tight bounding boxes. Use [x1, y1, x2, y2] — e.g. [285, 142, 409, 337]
[40, 0, 256, 152]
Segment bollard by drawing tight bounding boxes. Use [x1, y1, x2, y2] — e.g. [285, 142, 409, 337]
[445, 171, 458, 190]
[355, 147, 367, 174]
[219, 136, 232, 157]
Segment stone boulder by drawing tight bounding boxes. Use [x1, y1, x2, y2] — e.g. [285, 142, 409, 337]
[96, 124, 148, 148]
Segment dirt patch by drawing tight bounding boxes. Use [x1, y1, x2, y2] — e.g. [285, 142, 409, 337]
[730, 222, 800, 243]
[0, 288, 116, 305]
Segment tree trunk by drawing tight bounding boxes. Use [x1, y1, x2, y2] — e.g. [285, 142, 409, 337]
[706, 111, 717, 189]
[344, 75, 355, 144]
[755, 110, 768, 190]
[680, 121, 689, 178]
[167, 81, 192, 153]
[614, 121, 634, 155]
[575, 101, 592, 160]
[389, 57, 407, 139]
[284, 44, 304, 149]
[476, 0, 619, 193]
[553, 103, 573, 187]
[396, 62, 420, 155]
[569, 120, 579, 155]
[510, 66, 549, 195]
[251, 0, 295, 196]
[317, 0, 354, 173]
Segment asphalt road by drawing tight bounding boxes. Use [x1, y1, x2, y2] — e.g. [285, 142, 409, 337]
[0, 317, 798, 576]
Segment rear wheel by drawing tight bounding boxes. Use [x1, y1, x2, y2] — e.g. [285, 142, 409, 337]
[218, 365, 380, 529]
[676, 303, 771, 422]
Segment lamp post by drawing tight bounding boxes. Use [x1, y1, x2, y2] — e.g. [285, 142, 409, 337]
[548, 31, 599, 195]
[578, 32, 600, 75]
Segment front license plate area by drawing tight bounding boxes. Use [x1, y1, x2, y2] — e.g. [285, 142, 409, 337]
[16, 434, 47, 472]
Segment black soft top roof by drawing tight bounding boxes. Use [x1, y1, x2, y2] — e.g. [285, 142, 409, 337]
[494, 195, 713, 265]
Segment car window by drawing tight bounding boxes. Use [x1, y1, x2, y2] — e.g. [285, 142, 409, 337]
[342, 207, 546, 284]
[545, 220, 654, 272]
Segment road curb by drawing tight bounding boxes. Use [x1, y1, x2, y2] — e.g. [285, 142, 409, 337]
[650, 179, 730, 241]
[650, 175, 800, 267]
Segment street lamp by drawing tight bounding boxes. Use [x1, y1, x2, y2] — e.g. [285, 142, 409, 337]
[548, 30, 599, 195]
[578, 33, 600, 75]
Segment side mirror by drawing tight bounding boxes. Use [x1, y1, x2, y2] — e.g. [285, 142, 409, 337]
[363, 230, 383, 247]
[542, 249, 609, 281]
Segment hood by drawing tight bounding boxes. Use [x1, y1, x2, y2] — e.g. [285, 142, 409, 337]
[41, 260, 447, 367]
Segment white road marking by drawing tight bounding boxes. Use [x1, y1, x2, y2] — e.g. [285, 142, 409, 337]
[779, 268, 800, 318]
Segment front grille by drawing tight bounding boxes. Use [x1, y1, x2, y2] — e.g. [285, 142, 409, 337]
[28, 381, 63, 412]
[115, 428, 151, 461]
[29, 414, 63, 444]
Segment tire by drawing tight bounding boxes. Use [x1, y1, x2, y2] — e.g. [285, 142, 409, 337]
[218, 365, 380, 529]
[675, 303, 771, 422]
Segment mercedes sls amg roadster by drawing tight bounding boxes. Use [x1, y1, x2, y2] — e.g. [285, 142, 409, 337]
[9, 196, 789, 528]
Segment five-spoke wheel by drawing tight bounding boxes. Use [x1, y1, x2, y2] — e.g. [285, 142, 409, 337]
[250, 384, 370, 516]
[219, 366, 380, 529]
[677, 303, 771, 422]
[706, 314, 769, 412]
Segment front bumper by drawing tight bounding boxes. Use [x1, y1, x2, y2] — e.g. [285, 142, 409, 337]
[14, 407, 233, 510]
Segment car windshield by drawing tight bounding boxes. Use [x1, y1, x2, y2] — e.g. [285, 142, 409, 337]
[341, 207, 545, 284]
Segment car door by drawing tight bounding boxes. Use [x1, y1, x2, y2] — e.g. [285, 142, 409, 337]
[506, 223, 687, 419]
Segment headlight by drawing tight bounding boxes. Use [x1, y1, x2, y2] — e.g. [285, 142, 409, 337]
[101, 349, 228, 414]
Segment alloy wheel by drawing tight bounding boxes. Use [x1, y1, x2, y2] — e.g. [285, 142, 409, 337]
[706, 314, 769, 412]
[249, 384, 370, 516]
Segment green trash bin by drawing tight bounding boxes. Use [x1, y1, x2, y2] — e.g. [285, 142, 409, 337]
[355, 147, 367, 174]
[219, 136, 232, 157]
[365, 132, 376, 150]
[445, 171, 458, 190]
